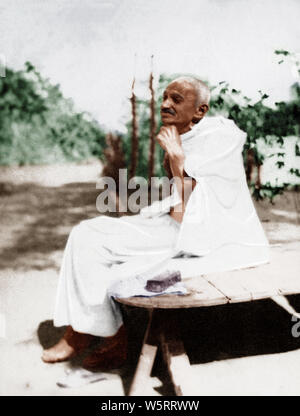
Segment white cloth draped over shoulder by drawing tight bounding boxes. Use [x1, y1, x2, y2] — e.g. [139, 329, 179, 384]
[140, 115, 270, 277]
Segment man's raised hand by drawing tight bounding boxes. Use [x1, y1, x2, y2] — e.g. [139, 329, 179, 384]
[156, 126, 184, 161]
[156, 125, 185, 179]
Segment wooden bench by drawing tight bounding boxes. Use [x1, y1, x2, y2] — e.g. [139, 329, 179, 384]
[116, 248, 300, 395]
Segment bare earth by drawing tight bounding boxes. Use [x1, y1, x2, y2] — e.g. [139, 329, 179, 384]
[0, 160, 300, 396]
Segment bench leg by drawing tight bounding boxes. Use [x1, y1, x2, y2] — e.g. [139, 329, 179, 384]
[128, 309, 159, 396]
[160, 311, 192, 396]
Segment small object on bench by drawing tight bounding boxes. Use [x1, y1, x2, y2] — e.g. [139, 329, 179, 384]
[108, 269, 187, 298]
[145, 270, 181, 293]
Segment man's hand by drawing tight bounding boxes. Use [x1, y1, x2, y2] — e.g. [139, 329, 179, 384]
[156, 126, 184, 159]
[156, 126, 185, 178]
[157, 126, 196, 223]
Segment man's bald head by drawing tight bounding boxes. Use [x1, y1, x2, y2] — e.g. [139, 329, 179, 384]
[161, 76, 210, 133]
[169, 76, 210, 107]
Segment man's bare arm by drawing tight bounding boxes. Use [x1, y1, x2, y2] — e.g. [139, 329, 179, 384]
[157, 126, 196, 222]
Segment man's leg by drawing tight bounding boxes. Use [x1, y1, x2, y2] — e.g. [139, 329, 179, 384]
[42, 213, 180, 365]
[42, 218, 126, 363]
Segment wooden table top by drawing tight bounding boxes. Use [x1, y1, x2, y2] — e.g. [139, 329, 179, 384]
[116, 245, 300, 309]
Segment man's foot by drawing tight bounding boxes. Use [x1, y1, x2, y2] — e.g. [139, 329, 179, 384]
[42, 326, 94, 363]
[82, 325, 127, 371]
[42, 337, 76, 363]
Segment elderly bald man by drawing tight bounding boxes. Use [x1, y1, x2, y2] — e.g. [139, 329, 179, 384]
[42, 76, 269, 370]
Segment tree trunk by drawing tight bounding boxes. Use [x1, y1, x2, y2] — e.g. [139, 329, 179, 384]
[246, 148, 255, 183]
[255, 164, 262, 189]
[102, 132, 126, 192]
[148, 60, 156, 183]
[129, 79, 138, 179]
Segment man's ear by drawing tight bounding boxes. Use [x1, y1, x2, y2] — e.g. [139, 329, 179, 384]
[192, 104, 209, 124]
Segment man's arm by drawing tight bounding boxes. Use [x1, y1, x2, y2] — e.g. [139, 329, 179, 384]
[157, 126, 196, 222]
[163, 153, 173, 180]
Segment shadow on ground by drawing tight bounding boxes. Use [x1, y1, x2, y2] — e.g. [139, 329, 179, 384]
[37, 295, 300, 396]
[0, 182, 117, 270]
[181, 296, 300, 363]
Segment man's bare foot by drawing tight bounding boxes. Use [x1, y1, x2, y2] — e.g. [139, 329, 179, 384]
[42, 326, 95, 363]
[42, 337, 75, 363]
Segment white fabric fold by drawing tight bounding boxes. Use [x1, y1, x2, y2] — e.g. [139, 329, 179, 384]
[140, 115, 270, 273]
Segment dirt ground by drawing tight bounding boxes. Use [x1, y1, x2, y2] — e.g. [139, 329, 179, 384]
[0, 161, 300, 396]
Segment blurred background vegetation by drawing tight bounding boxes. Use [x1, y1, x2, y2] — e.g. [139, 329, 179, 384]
[0, 61, 106, 166]
[0, 50, 299, 201]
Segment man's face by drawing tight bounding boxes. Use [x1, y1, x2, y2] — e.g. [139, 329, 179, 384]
[160, 80, 198, 133]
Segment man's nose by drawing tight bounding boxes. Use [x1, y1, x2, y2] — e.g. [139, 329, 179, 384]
[161, 98, 171, 109]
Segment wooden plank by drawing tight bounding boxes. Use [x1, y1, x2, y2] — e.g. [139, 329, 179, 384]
[235, 247, 300, 298]
[204, 272, 252, 303]
[129, 310, 159, 396]
[270, 244, 300, 296]
[160, 333, 191, 396]
[278, 273, 300, 296]
[160, 312, 192, 396]
[235, 266, 280, 301]
[204, 246, 300, 301]
[183, 276, 229, 307]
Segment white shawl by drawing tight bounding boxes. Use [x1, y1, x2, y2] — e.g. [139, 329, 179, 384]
[140, 115, 270, 277]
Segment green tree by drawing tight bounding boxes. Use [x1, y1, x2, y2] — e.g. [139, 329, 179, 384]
[0, 62, 106, 165]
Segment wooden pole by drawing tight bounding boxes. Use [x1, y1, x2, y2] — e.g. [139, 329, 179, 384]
[148, 55, 156, 183]
[129, 56, 138, 179]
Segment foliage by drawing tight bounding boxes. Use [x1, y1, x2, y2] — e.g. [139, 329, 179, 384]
[0, 62, 106, 165]
[209, 79, 300, 200]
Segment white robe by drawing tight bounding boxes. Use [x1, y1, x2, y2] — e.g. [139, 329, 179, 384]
[53, 116, 270, 336]
[140, 115, 270, 275]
